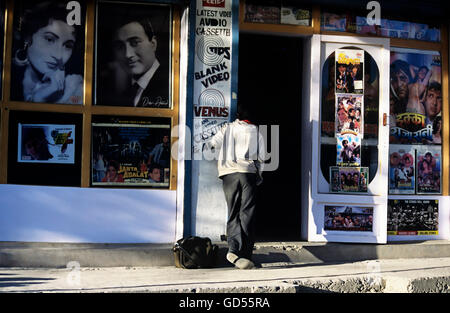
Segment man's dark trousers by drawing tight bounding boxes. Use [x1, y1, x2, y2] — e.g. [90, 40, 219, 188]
[221, 172, 257, 260]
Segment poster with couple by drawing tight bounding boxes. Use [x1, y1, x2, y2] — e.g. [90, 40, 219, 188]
[389, 48, 442, 145]
[389, 145, 415, 194]
[416, 145, 441, 194]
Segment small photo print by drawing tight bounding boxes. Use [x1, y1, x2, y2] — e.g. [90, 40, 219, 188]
[324, 205, 374, 232]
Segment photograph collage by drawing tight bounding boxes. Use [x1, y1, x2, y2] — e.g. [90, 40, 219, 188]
[1, 0, 174, 189]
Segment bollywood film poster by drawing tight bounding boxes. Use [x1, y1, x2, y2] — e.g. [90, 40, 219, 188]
[416, 145, 441, 194]
[389, 145, 415, 194]
[324, 206, 373, 232]
[92, 119, 171, 187]
[18, 124, 75, 164]
[335, 49, 364, 94]
[388, 199, 438, 236]
[336, 134, 361, 167]
[330, 166, 368, 193]
[335, 94, 363, 137]
[389, 48, 442, 144]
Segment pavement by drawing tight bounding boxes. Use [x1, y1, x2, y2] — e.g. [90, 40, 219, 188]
[1, 257, 450, 293]
[2, 240, 450, 294]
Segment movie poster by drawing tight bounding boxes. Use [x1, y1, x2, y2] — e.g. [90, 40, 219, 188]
[335, 94, 363, 136]
[324, 205, 373, 232]
[336, 135, 361, 166]
[330, 166, 368, 193]
[335, 49, 364, 94]
[17, 124, 75, 164]
[387, 199, 439, 235]
[321, 12, 347, 32]
[416, 145, 441, 194]
[92, 119, 171, 187]
[95, 2, 171, 107]
[389, 145, 415, 194]
[244, 1, 280, 24]
[389, 49, 442, 144]
[10, 0, 86, 105]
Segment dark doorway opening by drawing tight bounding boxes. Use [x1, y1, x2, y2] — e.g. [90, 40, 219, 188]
[238, 34, 303, 241]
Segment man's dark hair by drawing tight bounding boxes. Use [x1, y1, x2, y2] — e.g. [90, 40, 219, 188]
[236, 104, 251, 121]
[115, 15, 155, 41]
[427, 81, 441, 93]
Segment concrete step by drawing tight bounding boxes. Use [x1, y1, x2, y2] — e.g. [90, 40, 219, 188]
[1, 258, 450, 293]
[1, 240, 450, 268]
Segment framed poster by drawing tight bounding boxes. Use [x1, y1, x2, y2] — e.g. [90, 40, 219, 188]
[388, 199, 439, 235]
[0, 0, 4, 99]
[7, 110, 83, 187]
[10, 0, 86, 104]
[92, 116, 171, 187]
[389, 48, 441, 145]
[336, 134, 361, 166]
[335, 49, 364, 94]
[18, 124, 75, 164]
[389, 145, 415, 194]
[95, 1, 172, 108]
[416, 145, 441, 194]
[324, 205, 373, 232]
[335, 94, 363, 136]
[330, 166, 368, 193]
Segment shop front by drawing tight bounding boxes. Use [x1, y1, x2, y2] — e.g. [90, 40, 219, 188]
[0, 0, 448, 246]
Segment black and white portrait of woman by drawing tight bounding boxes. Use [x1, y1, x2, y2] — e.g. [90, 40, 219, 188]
[11, 0, 85, 105]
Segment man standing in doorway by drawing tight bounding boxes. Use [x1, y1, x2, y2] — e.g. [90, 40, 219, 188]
[205, 106, 265, 269]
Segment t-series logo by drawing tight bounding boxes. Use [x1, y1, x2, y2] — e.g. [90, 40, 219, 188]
[202, 0, 225, 8]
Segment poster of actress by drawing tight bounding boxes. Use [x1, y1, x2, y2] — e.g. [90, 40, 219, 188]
[10, 1, 85, 105]
[416, 146, 441, 194]
[95, 2, 171, 108]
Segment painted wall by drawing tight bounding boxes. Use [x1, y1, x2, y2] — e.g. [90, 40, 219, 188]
[0, 185, 177, 243]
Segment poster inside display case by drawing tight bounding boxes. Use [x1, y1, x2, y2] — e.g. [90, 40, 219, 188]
[389, 49, 441, 145]
[389, 145, 415, 194]
[10, 0, 86, 105]
[18, 124, 75, 164]
[388, 199, 438, 236]
[95, 1, 172, 108]
[416, 145, 441, 194]
[92, 117, 171, 187]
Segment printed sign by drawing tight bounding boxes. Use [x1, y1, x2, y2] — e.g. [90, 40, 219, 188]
[193, 0, 234, 153]
[324, 205, 373, 232]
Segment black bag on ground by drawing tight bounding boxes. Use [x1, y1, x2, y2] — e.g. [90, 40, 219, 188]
[173, 236, 218, 269]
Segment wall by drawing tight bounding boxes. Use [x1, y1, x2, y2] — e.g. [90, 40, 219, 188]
[0, 185, 177, 243]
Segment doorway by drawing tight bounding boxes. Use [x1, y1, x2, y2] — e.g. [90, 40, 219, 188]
[238, 34, 303, 241]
